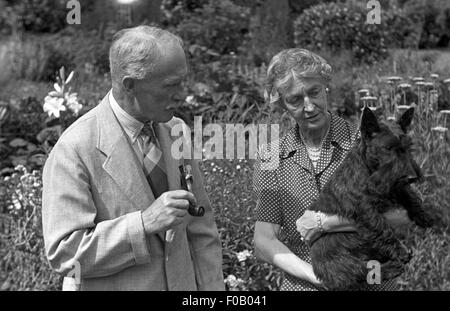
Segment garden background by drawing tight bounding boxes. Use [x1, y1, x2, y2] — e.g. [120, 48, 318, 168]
[0, 0, 449, 291]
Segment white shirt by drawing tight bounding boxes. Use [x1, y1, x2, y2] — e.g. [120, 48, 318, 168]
[108, 91, 159, 167]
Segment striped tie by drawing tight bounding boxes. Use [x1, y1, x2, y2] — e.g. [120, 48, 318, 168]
[141, 122, 169, 198]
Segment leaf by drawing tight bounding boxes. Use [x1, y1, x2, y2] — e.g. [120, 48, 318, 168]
[54, 83, 62, 93]
[48, 91, 60, 97]
[28, 154, 47, 166]
[60, 66, 65, 82]
[26, 143, 37, 152]
[212, 93, 223, 103]
[10, 155, 27, 166]
[65, 71, 74, 84]
[36, 126, 62, 143]
[9, 138, 28, 148]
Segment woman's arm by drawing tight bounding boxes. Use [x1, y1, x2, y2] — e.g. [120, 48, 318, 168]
[297, 209, 412, 246]
[254, 221, 322, 287]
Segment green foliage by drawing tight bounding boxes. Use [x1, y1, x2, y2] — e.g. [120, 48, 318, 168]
[165, 0, 251, 56]
[0, 35, 70, 82]
[1, 29, 113, 83]
[293, 2, 416, 63]
[176, 61, 272, 125]
[202, 159, 282, 290]
[0, 0, 67, 34]
[398, 228, 450, 290]
[0, 166, 61, 290]
[400, 0, 450, 48]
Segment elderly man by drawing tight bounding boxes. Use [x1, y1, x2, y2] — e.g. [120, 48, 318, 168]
[42, 26, 224, 291]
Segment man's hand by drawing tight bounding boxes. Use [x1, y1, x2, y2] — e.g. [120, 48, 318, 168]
[141, 190, 196, 235]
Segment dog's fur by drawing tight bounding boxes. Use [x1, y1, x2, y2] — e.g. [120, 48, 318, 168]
[308, 107, 434, 290]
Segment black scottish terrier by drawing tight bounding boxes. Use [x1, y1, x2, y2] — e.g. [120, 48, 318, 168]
[309, 107, 434, 290]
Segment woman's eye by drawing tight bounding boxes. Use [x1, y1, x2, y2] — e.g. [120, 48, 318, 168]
[308, 90, 320, 97]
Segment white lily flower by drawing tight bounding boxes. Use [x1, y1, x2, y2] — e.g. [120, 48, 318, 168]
[43, 96, 66, 118]
[65, 93, 82, 115]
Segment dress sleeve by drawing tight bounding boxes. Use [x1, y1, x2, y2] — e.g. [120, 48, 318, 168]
[253, 145, 283, 225]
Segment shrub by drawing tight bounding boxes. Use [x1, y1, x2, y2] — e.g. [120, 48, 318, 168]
[1, 29, 113, 83]
[165, 0, 251, 56]
[176, 60, 273, 125]
[0, 165, 61, 291]
[400, 0, 450, 49]
[293, 2, 416, 63]
[0, 0, 67, 34]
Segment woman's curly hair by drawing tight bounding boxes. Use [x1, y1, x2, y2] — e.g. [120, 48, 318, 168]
[264, 48, 332, 105]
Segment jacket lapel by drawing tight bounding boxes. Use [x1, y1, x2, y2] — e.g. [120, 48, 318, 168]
[96, 93, 155, 216]
[156, 121, 183, 243]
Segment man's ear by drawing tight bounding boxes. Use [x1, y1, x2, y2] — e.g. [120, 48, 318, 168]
[398, 107, 414, 133]
[122, 76, 135, 92]
[360, 107, 380, 139]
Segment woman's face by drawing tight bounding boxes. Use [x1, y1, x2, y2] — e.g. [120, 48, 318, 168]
[280, 77, 329, 131]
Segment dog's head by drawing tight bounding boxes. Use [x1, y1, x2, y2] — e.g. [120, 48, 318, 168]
[360, 107, 422, 187]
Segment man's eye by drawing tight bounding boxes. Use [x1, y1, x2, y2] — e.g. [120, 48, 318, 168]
[286, 96, 301, 104]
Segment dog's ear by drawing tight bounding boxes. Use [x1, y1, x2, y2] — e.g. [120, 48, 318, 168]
[398, 107, 414, 133]
[360, 107, 380, 139]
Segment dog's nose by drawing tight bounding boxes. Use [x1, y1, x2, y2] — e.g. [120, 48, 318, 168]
[406, 174, 419, 184]
[406, 165, 420, 183]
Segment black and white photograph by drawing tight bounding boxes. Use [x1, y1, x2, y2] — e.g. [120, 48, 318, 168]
[0, 0, 449, 295]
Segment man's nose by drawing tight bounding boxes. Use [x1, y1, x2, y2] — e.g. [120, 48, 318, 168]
[304, 97, 314, 112]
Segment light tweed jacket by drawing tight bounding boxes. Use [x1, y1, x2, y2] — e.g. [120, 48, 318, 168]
[42, 93, 224, 291]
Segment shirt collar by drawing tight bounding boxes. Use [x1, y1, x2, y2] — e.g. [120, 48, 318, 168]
[109, 90, 144, 143]
[280, 112, 354, 157]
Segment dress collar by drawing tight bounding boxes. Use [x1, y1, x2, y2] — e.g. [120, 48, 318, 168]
[280, 112, 354, 158]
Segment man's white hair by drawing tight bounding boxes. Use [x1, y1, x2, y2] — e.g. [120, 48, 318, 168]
[109, 25, 183, 85]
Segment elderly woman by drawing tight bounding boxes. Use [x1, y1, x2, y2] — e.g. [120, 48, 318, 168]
[253, 48, 411, 291]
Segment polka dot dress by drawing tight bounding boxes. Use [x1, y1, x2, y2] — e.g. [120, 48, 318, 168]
[253, 112, 399, 291]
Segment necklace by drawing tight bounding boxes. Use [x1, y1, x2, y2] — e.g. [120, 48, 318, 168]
[299, 122, 330, 166]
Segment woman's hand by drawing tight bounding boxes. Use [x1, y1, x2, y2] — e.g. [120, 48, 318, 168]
[296, 209, 412, 246]
[296, 210, 324, 246]
[296, 210, 356, 246]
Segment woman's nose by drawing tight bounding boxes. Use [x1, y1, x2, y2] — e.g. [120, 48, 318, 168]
[304, 97, 314, 112]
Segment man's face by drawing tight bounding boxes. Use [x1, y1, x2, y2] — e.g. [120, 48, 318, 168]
[280, 77, 329, 131]
[132, 43, 188, 123]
